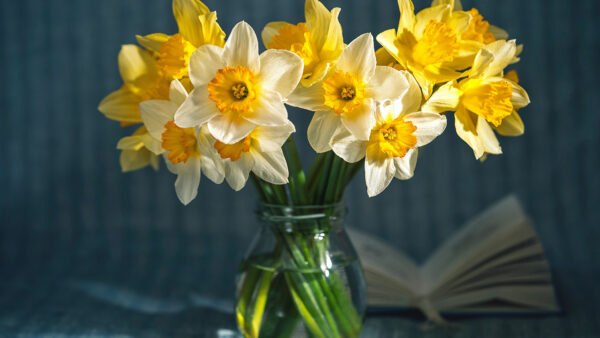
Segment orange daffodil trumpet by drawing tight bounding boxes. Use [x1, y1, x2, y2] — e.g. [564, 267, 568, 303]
[140, 80, 225, 205]
[288, 33, 410, 153]
[100, 0, 530, 203]
[330, 73, 447, 196]
[262, 0, 345, 87]
[422, 40, 529, 160]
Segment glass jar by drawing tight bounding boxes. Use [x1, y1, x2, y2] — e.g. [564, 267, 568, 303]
[235, 203, 366, 338]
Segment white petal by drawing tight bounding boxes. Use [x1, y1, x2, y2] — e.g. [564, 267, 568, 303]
[200, 153, 225, 184]
[287, 82, 326, 111]
[307, 111, 342, 153]
[140, 100, 177, 140]
[169, 79, 188, 107]
[258, 49, 304, 98]
[222, 22, 260, 73]
[244, 89, 289, 126]
[174, 85, 220, 128]
[254, 122, 295, 152]
[394, 148, 418, 180]
[366, 66, 409, 102]
[365, 157, 395, 197]
[341, 100, 375, 141]
[397, 70, 423, 114]
[330, 128, 366, 163]
[189, 44, 225, 88]
[404, 112, 447, 147]
[224, 155, 254, 191]
[336, 33, 376, 81]
[421, 81, 461, 113]
[208, 113, 256, 144]
[251, 149, 289, 185]
[173, 158, 202, 205]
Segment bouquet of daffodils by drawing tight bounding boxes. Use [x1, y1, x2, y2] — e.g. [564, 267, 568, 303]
[99, 0, 530, 336]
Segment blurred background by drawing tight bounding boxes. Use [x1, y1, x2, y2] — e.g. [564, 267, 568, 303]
[1, 0, 598, 336]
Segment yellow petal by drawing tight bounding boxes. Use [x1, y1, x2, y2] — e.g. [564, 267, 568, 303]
[116, 135, 145, 151]
[421, 81, 461, 113]
[119, 148, 158, 172]
[494, 110, 524, 136]
[261, 22, 290, 48]
[413, 5, 451, 38]
[431, 0, 463, 11]
[136, 33, 170, 53]
[98, 87, 142, 123]
[198, 11, 226, 47]
[118, 45, 159, 93]
[396, 0, 415, 32]
[172, 0, 210, 47]
[318, 7, 344, 61]
[305, 0, 334, 51]
[454, 107, 501, 159]
[488, 25, 509, 40]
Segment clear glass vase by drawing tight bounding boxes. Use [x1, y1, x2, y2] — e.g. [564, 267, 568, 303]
[235, 203, 366, 338]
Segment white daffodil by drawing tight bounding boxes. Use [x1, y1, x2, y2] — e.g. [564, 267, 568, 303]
[422, 39, 530, 160]
[330, 72, 447, 197]
[174, 21, 304, 145]
[287, 33, 410, 153]
[140, 79, 225, 205]
[212, 123, 295, 191]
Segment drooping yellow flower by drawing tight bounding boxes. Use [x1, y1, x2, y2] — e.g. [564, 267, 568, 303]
[422, 40, 530, 159]
[377, 0, 479, 98]
[136, 0, 226, 80]
[262, 0, 344, 87]
[98, 45, 171, 172]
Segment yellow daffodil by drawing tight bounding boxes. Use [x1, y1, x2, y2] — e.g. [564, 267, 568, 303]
[377, 0, 479, 98]
[330, 73, 446, 196]
[140, 79, 225, 204]
[136, 0, 225, 80]
[214, 122, 296, 191]
[261, 0, 344, 87]
[174, 21, 304, 144]
[422, 40, 530, 159]
[98, 45, 171, 172]
[288, 33, 411, 152]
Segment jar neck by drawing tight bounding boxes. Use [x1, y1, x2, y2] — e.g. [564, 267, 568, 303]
[256, 202, 346, 233]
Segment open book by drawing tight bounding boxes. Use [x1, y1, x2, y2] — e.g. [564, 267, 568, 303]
[347, 196, 560, 322]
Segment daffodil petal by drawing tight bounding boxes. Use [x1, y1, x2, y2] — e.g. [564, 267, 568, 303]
[331, 128, 366, 163]
[175, 85, 219, 128]
[120, 148, 156, 172]
[189, 44, 225, 87]
[365, 157, 395, 197]
[118, 45, 158, 91]
[208, 113, 256, 144]
[404, 112, 447, 147]
[252, 149, 289, 185]
[488, 25, 509, 40]
[116, 135, 144, 151]
[224, 155, 254, 191]
[307, 111, 342, 153]
[223, 22, 260, 73]
[376, 29, 401, 63]
[509, 81, 530, 109]
[98, 87, 141, 123]
[245, 89, 289, 126]
[254, 123, 295, 152]
[172, 0, 210, 47]
[421, 81, 460, 113]
[366, 66, 409, 102]
[140, 100, 177, 140]
[136, 33, 170, 53]
[494, 110, 524, 136]
[394, 148, 418, 180]
[341, 99, 375, 141]
[319, 7, 344, 60]
[287, 82, 326, 111]
[414, 5, 450, 38]
[169, 79, 188, 107]
[397, 70, 423, 114]
[173, 158, 202, 205]
[481, 40, 518, 78]
[337, 33, 376, 81]
[397, 0, 415, 31]
[305, 0, 333, 50]
[200, 153, 225, 184]
[258, 49, 304, 98]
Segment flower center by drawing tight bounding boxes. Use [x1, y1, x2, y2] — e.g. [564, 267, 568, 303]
[460, 9, 496, 44]
[161, 121, 199, 164]
[268, 23, 320, 78]
[322, 71, 366, 115]
[208, 66, 259, 113]
[214, 136, 251, 162]
[157, 34, 197, 79]
[460, 79, 514, 127]
[413, 20, 460, 65]
[367, 118, 417, 162]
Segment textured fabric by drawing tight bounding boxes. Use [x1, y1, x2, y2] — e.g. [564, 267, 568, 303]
[1, 0, 599, 336]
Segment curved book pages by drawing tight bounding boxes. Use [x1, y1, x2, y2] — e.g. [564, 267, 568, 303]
[347, 195, 560, 322]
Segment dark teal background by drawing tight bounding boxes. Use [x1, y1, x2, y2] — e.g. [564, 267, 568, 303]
[1, 0, 599, 336]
